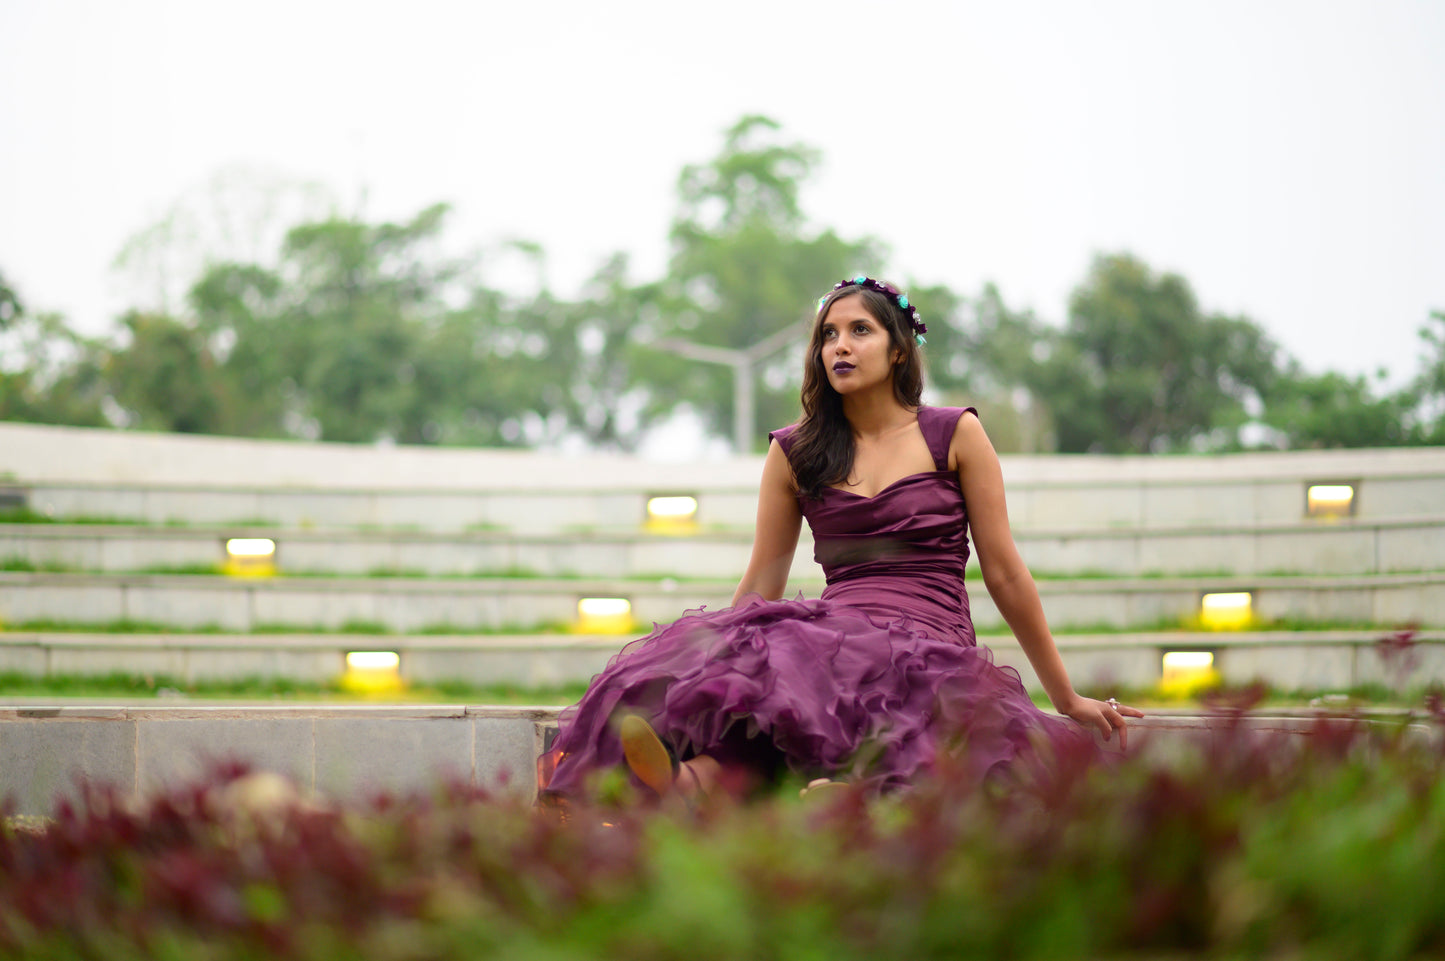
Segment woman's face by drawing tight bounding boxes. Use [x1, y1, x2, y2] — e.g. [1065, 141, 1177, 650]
[818, 293, 901, 396]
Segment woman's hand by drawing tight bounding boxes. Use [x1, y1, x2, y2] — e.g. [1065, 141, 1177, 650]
[1060, 694, 1145, 749]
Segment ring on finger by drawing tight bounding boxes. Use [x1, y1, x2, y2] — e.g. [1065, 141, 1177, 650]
[1107, 697, 1119, 710]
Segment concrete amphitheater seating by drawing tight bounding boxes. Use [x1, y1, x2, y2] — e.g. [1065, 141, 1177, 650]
[1, 422, 1442, 810]
[0, 420, 1442, 687]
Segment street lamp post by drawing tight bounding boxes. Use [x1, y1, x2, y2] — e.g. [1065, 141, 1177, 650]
[655, 323, 806, 454]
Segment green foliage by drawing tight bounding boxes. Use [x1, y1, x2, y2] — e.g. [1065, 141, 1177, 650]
[0, 267, 21, 331]
[1259, 366, 1418, 448]
[4, 717, 1445, 958]
[0, 309, 109, 427]
[2, 123, 1441, 453]
[648, 116, 882, 450]
[106, 311, 229, 433]
[1413, 310, 1445, 444]
[1033, 253, 1280, 453]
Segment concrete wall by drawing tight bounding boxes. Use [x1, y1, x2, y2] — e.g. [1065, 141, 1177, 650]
[0, 704, 554, 815]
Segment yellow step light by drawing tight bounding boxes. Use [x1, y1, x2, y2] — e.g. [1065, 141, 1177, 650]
[343, 650, 404, 693]
[1199, 591, 1252, 630]
[577, 597, 635, 635]
[1160, 650, 1219, 696]
[646, 495, 699, 534]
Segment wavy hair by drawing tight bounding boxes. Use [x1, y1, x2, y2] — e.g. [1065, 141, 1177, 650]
[788, 285, 924, 500]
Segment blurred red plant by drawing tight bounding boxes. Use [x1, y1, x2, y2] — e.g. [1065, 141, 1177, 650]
[1, 721, 1443, 960]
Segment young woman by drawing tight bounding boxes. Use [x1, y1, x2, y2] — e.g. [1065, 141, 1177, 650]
[539, 277, 1142, 801]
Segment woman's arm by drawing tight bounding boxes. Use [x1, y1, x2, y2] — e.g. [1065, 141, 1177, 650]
[732, 439, 804, 604]
[952, 412, 1142, 743]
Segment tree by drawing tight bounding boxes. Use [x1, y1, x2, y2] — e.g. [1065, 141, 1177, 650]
[1409, 309, 1445, 444]
[112, 167, 334, 316]
[1258, 366, 1415, 449]
[1032, 253, 1280, 453]
[0, 308, 108, 428]
[532, 254, 663, 451]
[179, 205, 555, 446]
[910, 282, 1057, 453]
[186, 262, 291, 437]
[647, 116, 882, 451]
[0, 268, 21, 331]
[104, 312, 229, 433]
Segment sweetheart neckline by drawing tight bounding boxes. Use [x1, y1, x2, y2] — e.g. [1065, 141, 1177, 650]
[824, 469, 954, 501]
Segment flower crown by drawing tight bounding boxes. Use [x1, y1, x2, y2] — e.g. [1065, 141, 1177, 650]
[825, 276, 928, 346]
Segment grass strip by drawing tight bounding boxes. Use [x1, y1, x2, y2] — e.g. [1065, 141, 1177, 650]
[0, 670, 589, 704]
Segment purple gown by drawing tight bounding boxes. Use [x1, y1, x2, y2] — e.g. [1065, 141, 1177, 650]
[540, 406, 1090, 797]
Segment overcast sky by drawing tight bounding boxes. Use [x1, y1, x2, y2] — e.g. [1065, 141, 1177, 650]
[3, 0, 1443, 390]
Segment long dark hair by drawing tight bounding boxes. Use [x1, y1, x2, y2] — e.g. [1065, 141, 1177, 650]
[789, 285, 924, 499]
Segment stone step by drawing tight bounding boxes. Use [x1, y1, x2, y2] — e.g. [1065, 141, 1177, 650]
[7, 422, 1445, 535]
[4, 514, 1443, 579]
[1, 570, 1441, 635]
[2, 628, 1441, 698]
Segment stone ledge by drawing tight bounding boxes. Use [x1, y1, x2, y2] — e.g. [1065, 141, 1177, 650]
[6, 512, 1444, 541]
[6, 420, 1443, 489]
[1, 706, 1429, 818]
[0, 704, 562, 815]
[3, 630, 1443, 692]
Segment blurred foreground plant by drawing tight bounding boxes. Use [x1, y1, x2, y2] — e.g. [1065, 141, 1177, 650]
[2, 716, 1444, 960]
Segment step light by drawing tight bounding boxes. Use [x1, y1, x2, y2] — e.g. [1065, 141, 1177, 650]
[224, 538, 277, 577]
[577, 597, 634, 634]
[1306, 483, 1355, 520]
[343, 650, 403, 692]
[1161, 650, 1218, 695]
[1199, 591, 1252, 630]
[646, 495, 699, 534]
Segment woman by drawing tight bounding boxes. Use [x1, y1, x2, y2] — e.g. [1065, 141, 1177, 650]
[540, 277, 1142, 801]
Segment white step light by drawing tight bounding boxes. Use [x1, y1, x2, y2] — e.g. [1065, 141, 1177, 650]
[345, 651, 400, 671]
[1306, 483, 1355, 519]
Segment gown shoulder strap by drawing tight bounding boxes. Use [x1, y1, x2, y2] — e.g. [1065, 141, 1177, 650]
[767, 423, 800, 459]
[918, 406, 978, 471]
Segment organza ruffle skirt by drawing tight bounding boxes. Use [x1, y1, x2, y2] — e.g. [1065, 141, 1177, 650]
[539, 594, 1091, 798]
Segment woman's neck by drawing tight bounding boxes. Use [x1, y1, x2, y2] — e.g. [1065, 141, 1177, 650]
[841, 390, 916, 441]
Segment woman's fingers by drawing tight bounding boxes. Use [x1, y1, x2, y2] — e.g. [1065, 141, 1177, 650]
[1103, 701, 1145, 750]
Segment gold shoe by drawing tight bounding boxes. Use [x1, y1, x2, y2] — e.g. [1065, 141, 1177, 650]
[620, 714, 675, 797]
[799, 778, 850, 803]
